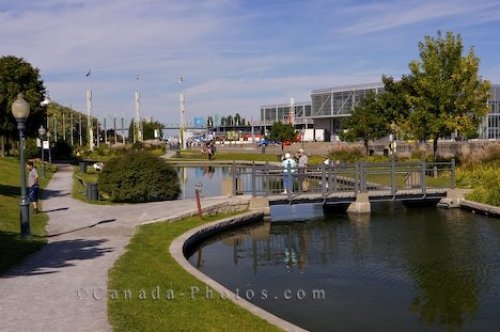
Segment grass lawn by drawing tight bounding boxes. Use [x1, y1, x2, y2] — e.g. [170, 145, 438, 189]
[72, 167, 107, 203]
[0, 157, 54, 274]
[108, 213, 281, 332]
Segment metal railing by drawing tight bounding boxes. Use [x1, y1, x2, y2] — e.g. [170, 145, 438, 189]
[232, 159, 455, 199]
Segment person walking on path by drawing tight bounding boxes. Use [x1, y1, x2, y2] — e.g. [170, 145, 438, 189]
[296, 149, 309, 192]
[281, 152, 297, 194]
[27, 160, 39, 213]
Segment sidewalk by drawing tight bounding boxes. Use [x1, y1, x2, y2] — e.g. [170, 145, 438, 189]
[0, 165, 248, 332]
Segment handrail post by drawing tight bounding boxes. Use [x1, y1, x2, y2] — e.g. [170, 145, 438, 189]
[321, 163, 326, 198]
[332, 166, 337, 192]
[251, 161, 256, 197]
[354, 162, 359, 193]
[264, 161, 269, 196]
[451, 158, 456, 189]
[421, 159, 426, 195]
[391, 158, 396, 195]
[287, 162, 292, 200]
[232, 160, 237, 196]
[360, 161, 366, 192]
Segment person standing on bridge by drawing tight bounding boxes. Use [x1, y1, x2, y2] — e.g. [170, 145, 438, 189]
[281, 153, 297, 194]
[296, 148, 309, 192]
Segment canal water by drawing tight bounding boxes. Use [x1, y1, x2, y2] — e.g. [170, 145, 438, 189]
[177, 166, 232, 199]
[187, 203, 500, 331]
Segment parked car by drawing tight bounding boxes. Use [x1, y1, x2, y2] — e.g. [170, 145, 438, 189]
[257, 139, 270, 146]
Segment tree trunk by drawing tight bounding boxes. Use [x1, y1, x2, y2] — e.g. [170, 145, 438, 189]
[433, 136, 439, 160]
[0, 135, 4, 157]
[364, 139, 369, 155]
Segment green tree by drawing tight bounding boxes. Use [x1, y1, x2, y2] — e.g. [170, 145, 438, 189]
[404, 31, 490, 157]
[142, 121, 163, 140]
[0, 56, 47, 155]
[268, 121, 297, 142]
[342, 92, 389, 154]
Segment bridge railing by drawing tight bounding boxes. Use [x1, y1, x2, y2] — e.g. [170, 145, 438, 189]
[232, 159, 455, 198]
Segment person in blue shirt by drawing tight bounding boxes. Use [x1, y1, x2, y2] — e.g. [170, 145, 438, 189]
[281, 153, 297, 194]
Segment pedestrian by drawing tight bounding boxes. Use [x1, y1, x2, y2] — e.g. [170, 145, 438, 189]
[297, 148, 309, 192]
[281, 152, 297, 194]
[27, 160, 39, 213]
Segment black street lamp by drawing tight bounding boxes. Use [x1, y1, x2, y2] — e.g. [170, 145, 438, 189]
[38, 125, 46, 178]
[11, 93, 31, 237]
[46, 131, 52, 163]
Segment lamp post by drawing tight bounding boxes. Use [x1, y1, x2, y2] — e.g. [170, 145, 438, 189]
[47, 131, 52, 163]
[178, 77, 186, 150]
[11, 93, 31, 237]
[38, 125, 46, 178]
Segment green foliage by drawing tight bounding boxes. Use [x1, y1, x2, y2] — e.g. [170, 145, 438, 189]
[98, 151, 180, 203]
[404, 31, 490, 156]
[267, 121, 297, 142]
[327, 144, 365, 162]
[0, 157, 54, 273]
[342, 92, 389, 152]
[0, 56, 46, 139]
[457, 165, 500, 206]
[46, 102, 91, 145]
[52, 141, 74, 159]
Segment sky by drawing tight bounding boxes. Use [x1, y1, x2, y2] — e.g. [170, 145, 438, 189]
[1, 0, 500, 126]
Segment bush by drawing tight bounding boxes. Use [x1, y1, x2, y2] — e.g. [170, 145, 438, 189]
[98, 151, 180, 203]
[457, 165, 500, 207]
[327, 144, 365, 162]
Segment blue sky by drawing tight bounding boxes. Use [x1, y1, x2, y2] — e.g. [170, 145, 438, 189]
[1, 0, 500, 125]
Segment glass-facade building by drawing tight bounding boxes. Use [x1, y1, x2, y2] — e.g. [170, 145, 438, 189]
[480, 84, 500, 139]
[260, 82, 500, 140]
[260, 102, 313, 127]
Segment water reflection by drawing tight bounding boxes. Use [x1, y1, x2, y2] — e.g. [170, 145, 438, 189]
[177, 166, 233, 199]
[188, 204, 500, 332]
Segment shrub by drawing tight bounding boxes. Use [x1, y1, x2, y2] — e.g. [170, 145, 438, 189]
[98, 151, 180, 203]
[327, 144, 365, 163]
[457, 165, 500, 207]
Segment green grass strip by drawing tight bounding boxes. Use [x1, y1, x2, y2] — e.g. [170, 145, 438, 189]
[108, 213, 281, 332]
[0, 157, 54, 274]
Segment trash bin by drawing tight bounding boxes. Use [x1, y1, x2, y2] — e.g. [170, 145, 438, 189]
[369, 149, 374, 156]
[79, 161, 87, 173]
[383, 148, 389, 157]
[86, 183, 99, 201]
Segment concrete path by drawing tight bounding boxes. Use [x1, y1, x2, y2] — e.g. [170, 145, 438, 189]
[0, 165, 249, 332]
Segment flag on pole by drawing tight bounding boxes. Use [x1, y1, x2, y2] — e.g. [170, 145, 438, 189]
[86, 70, 91, 77]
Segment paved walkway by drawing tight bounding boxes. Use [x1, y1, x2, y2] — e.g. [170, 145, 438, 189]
[0, 165, 248, 332]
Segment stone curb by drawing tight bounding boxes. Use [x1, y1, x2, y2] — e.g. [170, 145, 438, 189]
[460, 199, 500, 218]
[170, 211, 309, 332]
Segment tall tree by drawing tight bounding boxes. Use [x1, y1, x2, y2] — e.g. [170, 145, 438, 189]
[0, 56, 46, 155]
[268, 122, 297, 142]
[342, 92, 389, 154]
[404, 31, 490, 157]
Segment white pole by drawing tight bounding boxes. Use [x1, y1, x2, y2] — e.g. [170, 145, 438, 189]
[135, 91, 141, 142]
[178, 77, 186, 150]
[87, 89, 94, 151]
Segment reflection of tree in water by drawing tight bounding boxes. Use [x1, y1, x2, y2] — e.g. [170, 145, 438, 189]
[404, 210, 487, 331]
[203, 166, 215, 178]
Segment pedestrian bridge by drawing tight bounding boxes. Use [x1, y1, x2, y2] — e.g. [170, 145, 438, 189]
[230, 160, 456, 213]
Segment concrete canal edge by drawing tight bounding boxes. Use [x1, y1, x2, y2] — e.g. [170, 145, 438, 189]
[169, 211, 309, 332]
[439, 189, 500, 218]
